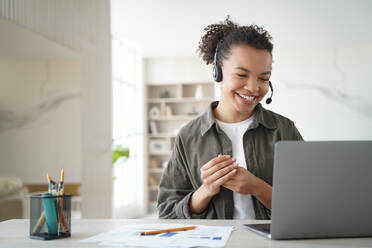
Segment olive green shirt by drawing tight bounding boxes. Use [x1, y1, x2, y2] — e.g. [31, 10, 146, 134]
[157, 101, 303, 219]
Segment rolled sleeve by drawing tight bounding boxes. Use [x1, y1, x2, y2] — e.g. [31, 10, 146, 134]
[178, 191, 212, 219]
[157, 135, 213, 219]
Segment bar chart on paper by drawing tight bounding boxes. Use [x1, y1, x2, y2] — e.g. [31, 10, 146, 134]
[80, 223, 233, 247]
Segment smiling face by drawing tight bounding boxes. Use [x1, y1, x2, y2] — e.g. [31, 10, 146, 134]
[216, 44, 272, 122]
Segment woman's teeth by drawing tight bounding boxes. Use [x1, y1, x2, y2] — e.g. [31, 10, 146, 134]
[237, 93, 256, 101]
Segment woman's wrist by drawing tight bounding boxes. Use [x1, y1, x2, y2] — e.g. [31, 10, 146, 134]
[200, 183, 217, 198]
[253, 179, 272, 209]
[189, 184, 214, 214]
[253, 178, 265, 197]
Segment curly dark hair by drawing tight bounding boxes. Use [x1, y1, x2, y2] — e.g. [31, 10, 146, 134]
[197, 16, 273, 67]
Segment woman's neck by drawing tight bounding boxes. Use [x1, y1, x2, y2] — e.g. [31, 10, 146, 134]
[213, 98, 254, 123]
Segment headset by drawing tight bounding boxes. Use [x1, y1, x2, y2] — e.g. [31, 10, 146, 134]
[212, 47, 223, 83]
[213, 46, 274, 104]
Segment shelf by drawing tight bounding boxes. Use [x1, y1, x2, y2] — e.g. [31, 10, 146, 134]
[149, 151, 172, 156]
[149, 186, 159, 190]
[148, 97, 214, 103]
[149, 168, 164, 173]
[149, 115, 197, 121]
[146, 81, 215, 209]
[148, 133, 175, 138]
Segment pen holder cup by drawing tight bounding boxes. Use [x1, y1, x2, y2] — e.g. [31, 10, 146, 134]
[29, 193, 72, 240]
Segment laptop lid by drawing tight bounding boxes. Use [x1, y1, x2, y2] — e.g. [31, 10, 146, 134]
[270, 141, 372, 240]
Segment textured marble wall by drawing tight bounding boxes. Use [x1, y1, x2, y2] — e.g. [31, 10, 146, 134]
[0, 59, 81, 183]
[266, 44, 372, 140]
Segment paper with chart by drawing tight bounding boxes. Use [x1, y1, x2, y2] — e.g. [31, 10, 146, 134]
[80, 223, 234, 247]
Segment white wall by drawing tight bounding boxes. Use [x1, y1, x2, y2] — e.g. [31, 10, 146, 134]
[0, 59, 81, 183]
[145, 57, 211, 84]
[0, 0, 113, 218]
[111, 0, 372, 58]
[145, 48, 372, 141]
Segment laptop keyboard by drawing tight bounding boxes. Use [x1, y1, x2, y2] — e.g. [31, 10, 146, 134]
[244, 223, 271, 233]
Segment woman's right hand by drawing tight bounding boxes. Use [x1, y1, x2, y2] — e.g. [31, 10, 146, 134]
[200, 154, 239, 197]
[189, 154, 238, 214]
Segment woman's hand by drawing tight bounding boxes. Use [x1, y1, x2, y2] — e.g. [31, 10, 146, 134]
[222, 167, 261, 195]
[200, 154, 239, 197]
[189, 154, 238, 214]
[223, 166, 273, 209]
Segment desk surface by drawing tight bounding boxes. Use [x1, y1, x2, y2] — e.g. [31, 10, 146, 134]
[1, 219, 372, 247]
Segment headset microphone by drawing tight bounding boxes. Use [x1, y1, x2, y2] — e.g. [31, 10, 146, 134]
[266, 81, 274, 104]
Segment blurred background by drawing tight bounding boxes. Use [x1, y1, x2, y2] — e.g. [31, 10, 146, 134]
[0, 0, 371, 220]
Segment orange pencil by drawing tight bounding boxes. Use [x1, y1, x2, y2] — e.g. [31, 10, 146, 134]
[58, 169, 68, 233]
[140, 226, 196, 236]
[47, 173, 52, 193]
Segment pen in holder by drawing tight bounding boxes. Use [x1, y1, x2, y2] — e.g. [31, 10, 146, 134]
[29, 193, 72, 240]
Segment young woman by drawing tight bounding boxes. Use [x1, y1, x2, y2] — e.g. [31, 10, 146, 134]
[157, 17, 303, 219]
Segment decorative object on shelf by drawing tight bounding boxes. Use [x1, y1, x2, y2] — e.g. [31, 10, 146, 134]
[165, 105, 173, 117]
[149, 159, 159, 169]
[187, 106, 199, 116]
[194, 85, 203, 99]
[148, 176, 158, 187]
[149, 139, 168, 154]
[162, 161, 168, 168]
[149, 106, 161, 118]
[149, 120, 158, 134]
[160, 90, 170, 98]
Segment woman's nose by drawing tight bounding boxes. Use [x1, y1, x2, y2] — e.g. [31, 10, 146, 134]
[243, 79, 259, 93]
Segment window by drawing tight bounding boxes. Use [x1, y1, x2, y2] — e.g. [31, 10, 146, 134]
[112, 39, 145, 217]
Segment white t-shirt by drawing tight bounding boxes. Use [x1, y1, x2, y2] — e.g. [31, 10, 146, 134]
[216, 115, 256, 220]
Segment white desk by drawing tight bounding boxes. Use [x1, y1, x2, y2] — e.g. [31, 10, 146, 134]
[1, 219, 371, 247]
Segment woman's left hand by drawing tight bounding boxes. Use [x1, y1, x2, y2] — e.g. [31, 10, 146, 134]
[222, 166, 263, 195]
[223, 166, 273, 209]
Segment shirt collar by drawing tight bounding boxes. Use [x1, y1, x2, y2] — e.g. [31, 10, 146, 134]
[200, 101, 277, 136]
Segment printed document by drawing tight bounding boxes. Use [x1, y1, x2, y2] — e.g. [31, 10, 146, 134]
[80, 223, 233, 247]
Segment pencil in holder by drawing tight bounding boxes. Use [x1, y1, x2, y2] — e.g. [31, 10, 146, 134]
[29, 193, 72, 240]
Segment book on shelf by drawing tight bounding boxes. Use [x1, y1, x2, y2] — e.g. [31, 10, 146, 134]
[149, 120, 158, 134]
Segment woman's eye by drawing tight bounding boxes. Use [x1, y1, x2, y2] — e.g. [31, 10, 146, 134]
[236, 74, 247, 78]
[259, 78, 270, 82]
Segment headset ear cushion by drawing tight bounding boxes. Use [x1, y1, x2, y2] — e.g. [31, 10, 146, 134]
[213, 64, 222, 82]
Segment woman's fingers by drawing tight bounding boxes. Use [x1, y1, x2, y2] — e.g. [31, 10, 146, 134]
[222, 178, 234, 188]
[204, 157, 236, 177]
[201, 154, 230, 172]
[205, 162, 238, 184]
[200, 154, 239, 196]
[214, 168, 237, 186]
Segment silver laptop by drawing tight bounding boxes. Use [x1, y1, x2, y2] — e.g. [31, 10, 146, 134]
[245, 141, 372, 240]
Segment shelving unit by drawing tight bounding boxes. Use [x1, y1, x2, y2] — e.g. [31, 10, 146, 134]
[146, 82, 215, 211]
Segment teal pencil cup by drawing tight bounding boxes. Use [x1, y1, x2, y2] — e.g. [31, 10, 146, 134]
[29, 193, 72, 240]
